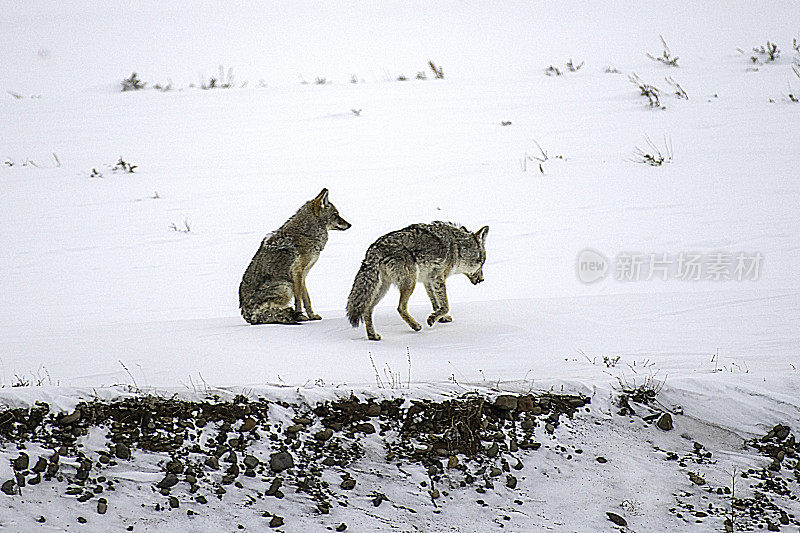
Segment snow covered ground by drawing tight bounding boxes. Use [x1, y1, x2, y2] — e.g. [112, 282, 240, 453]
[2, 1, 800, 531]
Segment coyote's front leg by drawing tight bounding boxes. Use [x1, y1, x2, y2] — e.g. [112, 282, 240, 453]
[425, 277, 451, 326]
[292, 262, 321, 321]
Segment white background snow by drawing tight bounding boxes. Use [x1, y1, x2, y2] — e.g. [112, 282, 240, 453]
[1, 1, 799, 531]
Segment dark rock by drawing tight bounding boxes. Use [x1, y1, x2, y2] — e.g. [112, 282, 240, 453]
[489, 467, 502, 477]
[506, 475, 517, 489]
[97, 498, 107, 514]
[28, 473, 41, 485]
[657, 413, 673, 431]
[315, 428, 333, 441]
[494, 395, 518, 410]
[568, 398, 585, 408]
[13, 453, 29, 471]
[195, 495, 208, 504]
[269, 451, 294, 472]
[285, 424, 303, 434]
[355, 422, 375, 434]
[517, 396, 534, 412]
[1, 480, 17, 496]
[37, 516, 46, 523]
[243, 455, 259, 470]
[32, 457, 47, 473]
[166, 460, 183, 474]
[77, 516, 87, 524]
[486, 442, 499, 457]
[269, 516, 284, 528]
[340, 478, 356, 490]
[606, 512, 627, 527]
[240, 418, 257, 432]
[157, 473, 179, 489]
[115, 443, 131, 460]
[204, 456, 219, 470]
[169, 496, 179, 509]
[58, 410, 81, 425]
[596, 456, 607, 463]
[336, 523, 347, 532]
[366, 403, 381, 417]
[266, 478, 282, 496]
[77, 492, 93, 502]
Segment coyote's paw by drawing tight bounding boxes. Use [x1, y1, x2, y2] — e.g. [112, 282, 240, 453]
[306, 313, 322, 321]
[410, 322, 423, 331]
[437, 315, 453, 323]
[367, 332, 382, 341]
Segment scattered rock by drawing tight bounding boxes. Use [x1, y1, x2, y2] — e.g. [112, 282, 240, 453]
[606, 512, 627, 527]
[596, 456, 608, 463]
[314, 428, 333, 441]
[494, 395, 518, 410]
[269, 452, 294, 472]
[157, 473, 179, 490]
[32, 457, 47, 473]
[657, 413, 673, 431]
[336, 523, 347, 532]
[340, 478, 356, 490]
[2, 479, 17, 496]
[168, 496, 179, 509]
[12, 453, 29, 471]
[97, 498, 107, 514]
[269, 515, 284, 528]
[115, 443, 131, 460]
[355, 422, 376, 434]
[243, 455, 259, 470]
[506, 475, 517, 489]
[240, 418, 257, 432]
[58, 410, 81, 425]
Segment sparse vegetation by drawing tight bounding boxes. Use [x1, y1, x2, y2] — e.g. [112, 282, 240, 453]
[520, 141, 563, 173]
[751, 41, 780, 63]
[647, 35, 679, 67]
[112, 157, 137, 173]
[632, 135, 673, 166]
[565, 58, 584, 72]
[169, 218, 192, 233]
[544, 65, 562, 76]
[121, 72, 146, 91]
[664, 76, 688, 99]
[428, 60, 444, 79]
[629, 73, 664, 108]
[202, 65, 236, 89]
[350, 109, 362, 117]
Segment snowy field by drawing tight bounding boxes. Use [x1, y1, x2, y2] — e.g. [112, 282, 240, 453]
[2, 1, 800, 531]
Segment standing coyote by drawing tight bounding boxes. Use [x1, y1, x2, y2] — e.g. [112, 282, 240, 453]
[240, 189, 351, 324]
[346, 222, 488, 340]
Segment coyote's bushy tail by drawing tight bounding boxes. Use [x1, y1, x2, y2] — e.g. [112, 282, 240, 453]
[346, 254, 380, 327]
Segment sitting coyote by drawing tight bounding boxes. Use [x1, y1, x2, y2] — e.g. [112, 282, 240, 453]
[346, 222, 488, 340]
[239, 189, 351, 324]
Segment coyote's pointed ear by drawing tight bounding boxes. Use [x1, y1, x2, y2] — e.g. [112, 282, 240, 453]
[474, 225, 489, 245]
[312, 188, 329, 216]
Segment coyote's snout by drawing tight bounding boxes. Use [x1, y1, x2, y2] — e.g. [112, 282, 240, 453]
[239, 188, 350, 324]
[346, 221, 488, 340]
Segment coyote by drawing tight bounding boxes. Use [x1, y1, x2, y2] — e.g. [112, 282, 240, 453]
[346, 222, 488, 340]
[240, 189, 351, 324]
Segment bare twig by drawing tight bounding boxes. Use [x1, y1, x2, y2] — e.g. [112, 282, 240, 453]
[647, 35, 679, 67]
